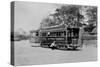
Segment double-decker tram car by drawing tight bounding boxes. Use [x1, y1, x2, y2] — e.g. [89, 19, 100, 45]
[39, 24, 82, 50]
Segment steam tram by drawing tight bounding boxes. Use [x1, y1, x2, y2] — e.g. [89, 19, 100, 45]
[39, 24, 82, 49]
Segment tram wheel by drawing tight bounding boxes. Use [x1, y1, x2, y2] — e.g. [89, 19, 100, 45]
[56, 45, 60, 49]
[72, 47, 77, 50]
[65, 46, 68, 49]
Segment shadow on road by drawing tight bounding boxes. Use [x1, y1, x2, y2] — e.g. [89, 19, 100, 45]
[31, 45, 41, 47]
[57, 48, 82, 51]
[40, 46, 82, 51]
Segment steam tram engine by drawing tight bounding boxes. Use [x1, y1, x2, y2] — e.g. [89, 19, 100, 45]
[39, 24, 82, 50]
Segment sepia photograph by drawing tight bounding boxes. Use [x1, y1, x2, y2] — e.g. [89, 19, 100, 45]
[11, 1, 97, 66]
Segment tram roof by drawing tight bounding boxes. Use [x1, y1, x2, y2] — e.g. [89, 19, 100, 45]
[30, 23, 80, 33]
[40, 23, 81, 32]
[40, 23, 67, 32]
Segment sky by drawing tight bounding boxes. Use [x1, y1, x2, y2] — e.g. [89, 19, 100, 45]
[14, 1, 61, 33]
[14, 1, 96, 33]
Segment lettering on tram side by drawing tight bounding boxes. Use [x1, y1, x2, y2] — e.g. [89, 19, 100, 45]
[46, 37, 65, 40]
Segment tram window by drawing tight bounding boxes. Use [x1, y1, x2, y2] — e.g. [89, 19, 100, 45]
[42, 32, 46, 36]
[63, 31, 66, 36]
[47, 32, 50, 36]
[56, 32, 57, 36]
[58, 32, 60, 36]
[73, 28, 79, 38]
[53, 32, 55, 37]
[61, 31, 64, 37]
[59, 32, 61, 36]
[47, 31, 66, 37]
[55, 31, 64, 37]
[50, 32, 53, 36]
[67, 28, 72, 37]
[64, 31, 66, 35]
[52, 32, 57, 37]
[36, 32, 39, 36]
[54, 32, 56, 36]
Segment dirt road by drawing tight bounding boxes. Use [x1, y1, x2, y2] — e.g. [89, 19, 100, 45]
[14, 40, 97, 66]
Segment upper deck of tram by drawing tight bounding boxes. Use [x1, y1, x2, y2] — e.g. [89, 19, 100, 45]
[39, 23, 67, 32]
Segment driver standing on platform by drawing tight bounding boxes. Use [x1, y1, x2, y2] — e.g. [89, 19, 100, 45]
[50, 41, 56, 50]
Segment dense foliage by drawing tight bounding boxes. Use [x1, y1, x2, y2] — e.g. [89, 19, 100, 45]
[40, 5, 97, 32]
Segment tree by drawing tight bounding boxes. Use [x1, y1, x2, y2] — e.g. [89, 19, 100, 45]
[40, 17, 58, 28]
[40, 5, 84, 28]
[86, 7, 97, 26]
[84, 6, 97, 32]
[55, 5, 84, 27]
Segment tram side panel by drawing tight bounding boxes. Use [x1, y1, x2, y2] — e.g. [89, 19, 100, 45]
[39, 28, 82, 49]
